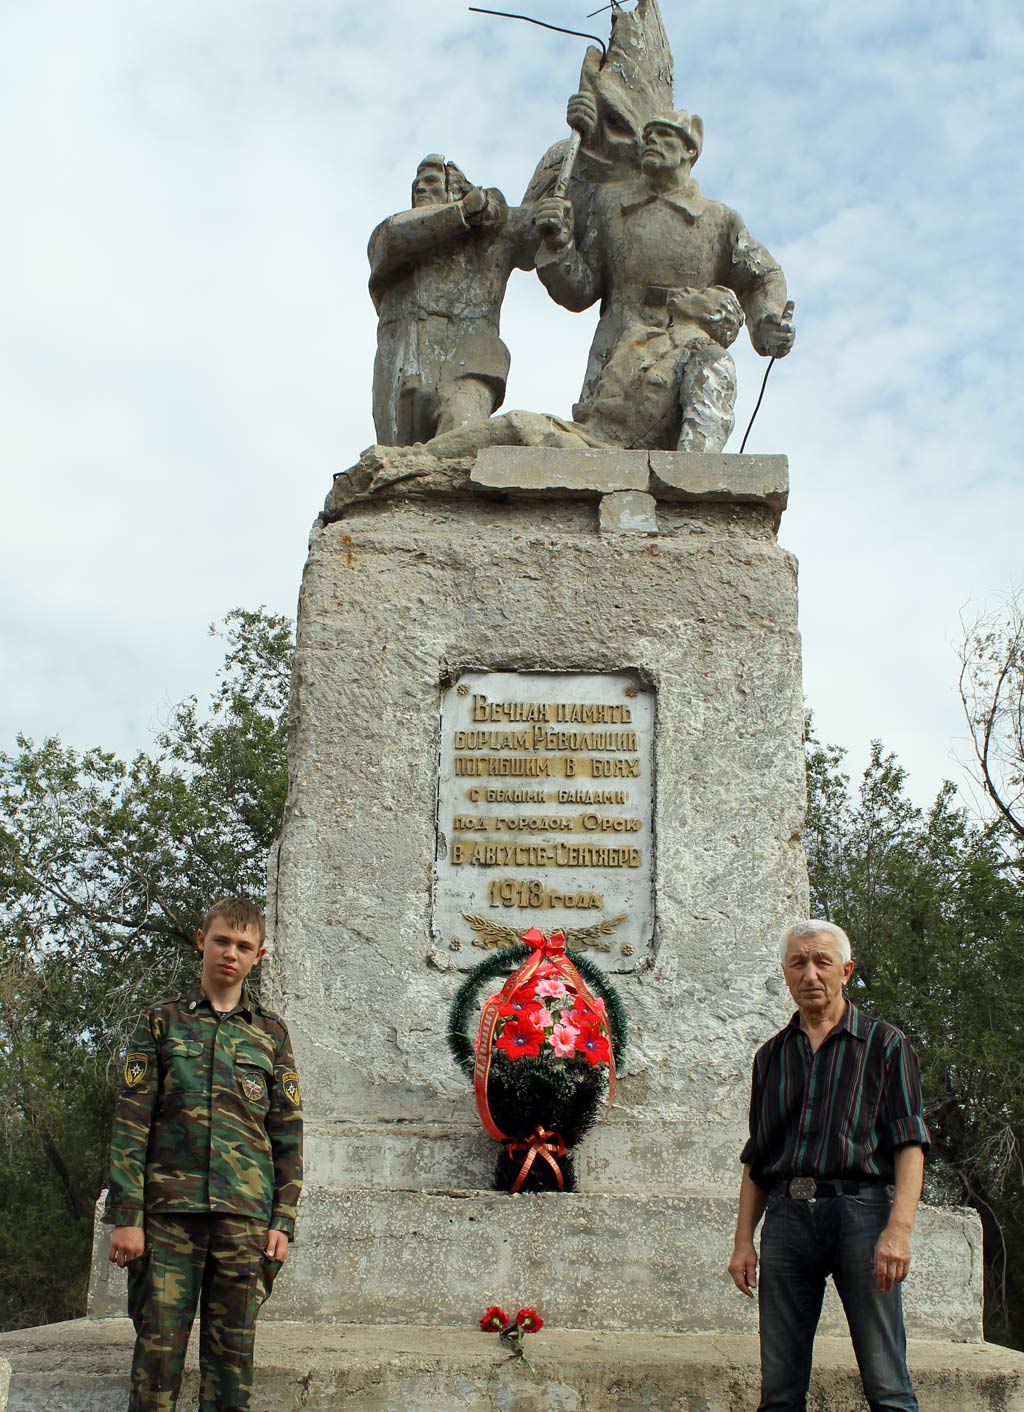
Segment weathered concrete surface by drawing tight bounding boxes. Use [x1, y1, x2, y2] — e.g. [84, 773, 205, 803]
[0, 1357, 9, 1412]
[599, 489, 659, 534]
[87, 1189, 983, 1342]
[472, 445, 649, 493]
[270, 493, 805, 1151]
[649, 450, 789, 515]
[324, 446, 788, 520]
[5, 1320, 1024, 1412]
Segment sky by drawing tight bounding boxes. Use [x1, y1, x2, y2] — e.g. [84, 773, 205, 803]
[2, 0, 1022, 809]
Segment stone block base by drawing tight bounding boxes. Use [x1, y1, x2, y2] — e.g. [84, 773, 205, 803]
[3, 1319, 1024, 1412]
[89, 1188, 983, 1342]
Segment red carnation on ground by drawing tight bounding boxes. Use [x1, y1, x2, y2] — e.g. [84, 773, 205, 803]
[496, 1015, 546, 1060]
[515, 1307, 544, 1333]
[479, 1305, 509, 1331]
[574, 1023, 611, 1066]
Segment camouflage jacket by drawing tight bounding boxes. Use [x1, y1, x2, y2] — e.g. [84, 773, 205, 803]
[103, 985, 303, 1236]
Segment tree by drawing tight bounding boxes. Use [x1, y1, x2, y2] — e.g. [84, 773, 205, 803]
[959, 587, 1024, 845]
[0, 607, 292, 1329]
[805, 721, 1024, 1348]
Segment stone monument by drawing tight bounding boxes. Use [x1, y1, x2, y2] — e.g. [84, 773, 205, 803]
[6, 2, 1024, 1408]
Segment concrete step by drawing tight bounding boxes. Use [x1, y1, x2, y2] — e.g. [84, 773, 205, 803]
[303, 1117, 746, 1192]
[88, 1188, 984, 1341]
[2, 1318, 1023, 1412]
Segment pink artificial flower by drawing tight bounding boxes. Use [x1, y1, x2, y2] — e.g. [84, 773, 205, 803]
[536, 977, 567, 1000]
[550, 1022, 580, 1058]
[532, 1005, 555, 1029]
[566, 1003, 597, 1030]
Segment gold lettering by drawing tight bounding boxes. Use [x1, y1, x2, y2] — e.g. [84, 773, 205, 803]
[470, 695, 632, 725]
[580, 813, 643, 833]
[556, 790, 628, 804]
[588, 758, 641, 778]
[487, 878, 605, 910]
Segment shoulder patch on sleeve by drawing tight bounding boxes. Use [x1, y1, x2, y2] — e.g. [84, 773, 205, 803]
[280, 1070, 301, 1107]
[124, 1053, 148, 1088]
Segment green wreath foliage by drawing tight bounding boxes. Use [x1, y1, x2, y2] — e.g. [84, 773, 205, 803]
[446, 942, 628, 1075]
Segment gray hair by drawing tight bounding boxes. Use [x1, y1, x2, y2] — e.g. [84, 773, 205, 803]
[780, 919, 852, 964]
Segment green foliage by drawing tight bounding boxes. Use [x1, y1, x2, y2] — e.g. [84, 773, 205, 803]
[804, 716, 1024, 1348]
[0, 607, 292, 1330]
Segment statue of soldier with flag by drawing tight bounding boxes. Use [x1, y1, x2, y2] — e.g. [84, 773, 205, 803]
[527, 0, 795, 452]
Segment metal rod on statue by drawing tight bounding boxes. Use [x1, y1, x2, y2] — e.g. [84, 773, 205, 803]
[739, 300, 795, 454]
[467, 7, 606, 201]
[467, 9, 607, 59]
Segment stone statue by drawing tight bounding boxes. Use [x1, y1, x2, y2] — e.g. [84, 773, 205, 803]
[532, 96, 796, 452]
[368, 155, 538, 446]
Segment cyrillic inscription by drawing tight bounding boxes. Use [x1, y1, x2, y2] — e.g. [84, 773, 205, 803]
[433, 670, 655, 972]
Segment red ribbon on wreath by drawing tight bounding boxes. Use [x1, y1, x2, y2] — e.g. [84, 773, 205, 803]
[473, 926, 616, 1143]
[506, 1125, 567, 1192]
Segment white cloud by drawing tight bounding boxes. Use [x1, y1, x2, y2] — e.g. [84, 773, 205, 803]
[1, 0, 1022, 811]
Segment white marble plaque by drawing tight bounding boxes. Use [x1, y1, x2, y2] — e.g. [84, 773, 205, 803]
[433, 670, 655, 972]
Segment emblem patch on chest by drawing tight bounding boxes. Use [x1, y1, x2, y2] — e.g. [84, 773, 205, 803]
[240, 1070, 265, 1104]
[124, 1053, 148, 1088]
[281, 1070, 301, 1107]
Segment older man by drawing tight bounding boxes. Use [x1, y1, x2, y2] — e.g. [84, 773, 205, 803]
[368, 154, 537, 446]
[533, 95, 794, 452]
[729, 920, 929, 1412]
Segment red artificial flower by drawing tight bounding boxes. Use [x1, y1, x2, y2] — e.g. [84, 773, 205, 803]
[496, 1015, 545, 1060]
[515, 1307, 544, 1333]
[574, 1023, 611, 1066]
[567, 995, 599, 1021]
[480, 1305, 510, 1331]
[498, 989, 541, 1020]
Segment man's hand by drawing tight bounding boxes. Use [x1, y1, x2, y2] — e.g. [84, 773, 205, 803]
[567, 92, 598, 140]
[461, 187, 488, 226]
[753, 308, 796, 358]
[670, 286, 744, 347]
[265, 1229, 290, 1263]
[108, 1226, 145, 1267]
[728, 1238, 758, 1297]
[874, 1222, 912, 1292]
[533, 197, 574, 250]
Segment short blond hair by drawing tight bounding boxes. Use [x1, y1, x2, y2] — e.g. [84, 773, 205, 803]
[202, 897, 266, 945]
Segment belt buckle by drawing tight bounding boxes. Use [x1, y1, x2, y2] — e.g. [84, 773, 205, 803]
[788, 1177, 817, 1201]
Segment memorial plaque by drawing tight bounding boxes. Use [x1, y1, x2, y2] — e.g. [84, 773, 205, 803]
[433, 670, 655, 972]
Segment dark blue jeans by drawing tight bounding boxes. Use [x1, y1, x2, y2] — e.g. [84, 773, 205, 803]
[757, 1186, 919, 1412]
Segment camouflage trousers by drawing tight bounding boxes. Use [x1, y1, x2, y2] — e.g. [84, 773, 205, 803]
[126, 1213, 281, 1412]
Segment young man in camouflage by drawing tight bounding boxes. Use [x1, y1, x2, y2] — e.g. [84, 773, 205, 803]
[104, 897, 303, 1412]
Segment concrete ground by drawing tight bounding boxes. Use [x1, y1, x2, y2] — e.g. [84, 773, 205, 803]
[2, 1318, 1024, 1412]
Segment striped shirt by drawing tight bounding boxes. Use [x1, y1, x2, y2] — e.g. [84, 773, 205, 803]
[740, 1002, 930, 1189]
